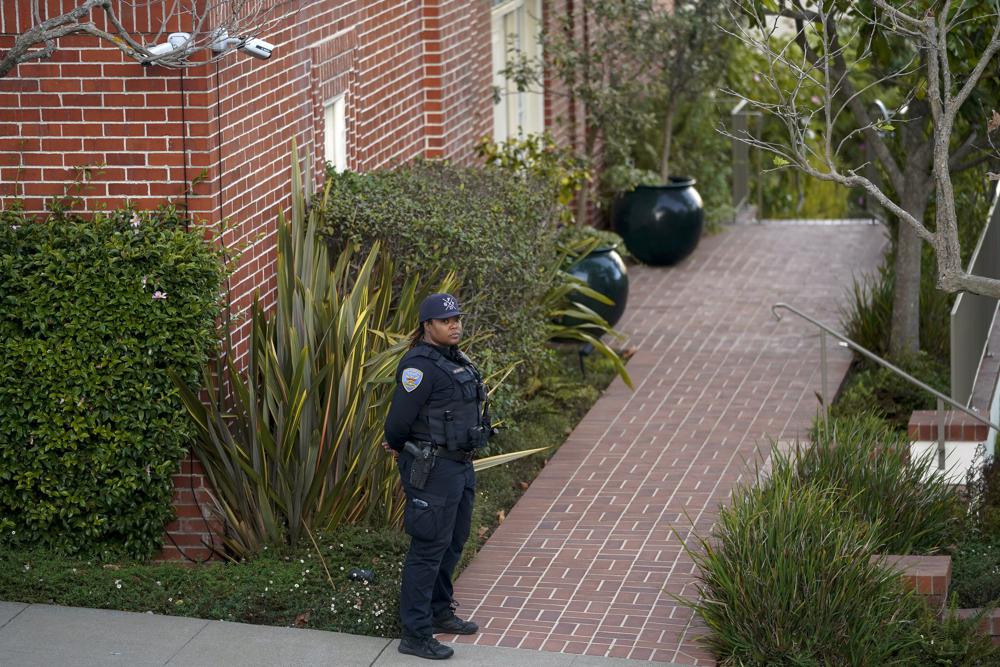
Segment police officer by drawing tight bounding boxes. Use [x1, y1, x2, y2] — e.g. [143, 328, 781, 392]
[384, 293, 492, 660]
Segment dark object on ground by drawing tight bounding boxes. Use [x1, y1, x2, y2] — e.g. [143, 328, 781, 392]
[565, 247, 629, 329]
[348, 568, 374, 583]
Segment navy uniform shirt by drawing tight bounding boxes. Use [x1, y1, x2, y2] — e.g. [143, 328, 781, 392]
[384, 342, 469, 451]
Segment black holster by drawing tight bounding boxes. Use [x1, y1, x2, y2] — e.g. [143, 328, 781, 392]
[403, 440, 435, 490]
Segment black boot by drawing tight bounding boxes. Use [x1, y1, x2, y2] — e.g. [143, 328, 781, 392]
[398, 635, 454, 660]
[432, 611, 479, 635]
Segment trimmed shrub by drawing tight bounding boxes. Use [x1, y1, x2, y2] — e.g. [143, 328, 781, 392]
[687, 465, 925, 665]
[0, 205, 223, 558]
[320, 162, 561, 412]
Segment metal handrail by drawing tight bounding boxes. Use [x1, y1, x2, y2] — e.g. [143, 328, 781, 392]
[772, 302, 1000, 469]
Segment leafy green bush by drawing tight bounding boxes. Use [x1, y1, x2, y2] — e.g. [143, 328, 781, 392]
[687, 464, 925, 665]
[950, 536, 1000, 609]
[831, 353, 949, 432]
[320, 161, 562, 413]
[966, 451, 1000, 537]
[796, 414, 965, 554]
[476, 133, 591, 225]
[0, 205, 223, 558]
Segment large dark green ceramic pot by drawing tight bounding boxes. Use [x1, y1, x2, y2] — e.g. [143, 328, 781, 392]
[613, 177, 704, 266]
[564, 246, 629, 329]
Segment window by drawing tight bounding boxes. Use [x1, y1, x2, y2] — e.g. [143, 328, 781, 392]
[324, 94, 347, 172]
[491, 0, 544, 141]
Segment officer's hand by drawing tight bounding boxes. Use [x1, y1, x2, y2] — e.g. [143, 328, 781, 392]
[382, 441, 398, 459]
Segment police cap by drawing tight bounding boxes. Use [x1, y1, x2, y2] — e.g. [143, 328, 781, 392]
[419, 293, 464, 322]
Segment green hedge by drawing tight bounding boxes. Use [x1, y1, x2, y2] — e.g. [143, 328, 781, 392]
[320, 161, 561, 410]
[0, 206, 222, 558]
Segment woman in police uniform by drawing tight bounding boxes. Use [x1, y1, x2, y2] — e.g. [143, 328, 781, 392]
[384, 293, 490, 660]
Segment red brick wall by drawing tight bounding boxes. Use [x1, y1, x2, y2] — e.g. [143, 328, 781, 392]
[0, 0, 495, 357]
[2, 0, 588, 559]
[159, 453, 225, 562]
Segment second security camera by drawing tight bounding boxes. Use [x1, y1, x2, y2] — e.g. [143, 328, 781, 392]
[238, 37, 274, 60]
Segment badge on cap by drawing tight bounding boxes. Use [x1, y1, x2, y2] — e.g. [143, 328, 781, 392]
[401, 367, 424, 393]
[443, 296, 459, 312]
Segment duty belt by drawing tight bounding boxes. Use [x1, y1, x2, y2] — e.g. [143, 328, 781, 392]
[434, 446, 475, 462]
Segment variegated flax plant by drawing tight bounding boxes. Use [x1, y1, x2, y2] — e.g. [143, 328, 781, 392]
[172, 148, 458, 558]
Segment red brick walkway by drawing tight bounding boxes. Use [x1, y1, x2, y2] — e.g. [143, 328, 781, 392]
[450, 221, 887, 664]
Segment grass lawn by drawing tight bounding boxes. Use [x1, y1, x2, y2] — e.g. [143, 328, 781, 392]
[0, 347, 618, 638]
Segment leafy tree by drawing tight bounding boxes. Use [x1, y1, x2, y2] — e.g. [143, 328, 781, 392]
[503, 0, 730, 218]
[728, 0, 1000, 356]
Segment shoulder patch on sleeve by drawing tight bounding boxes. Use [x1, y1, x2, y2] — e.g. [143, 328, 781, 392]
[400, 367, 424, 393]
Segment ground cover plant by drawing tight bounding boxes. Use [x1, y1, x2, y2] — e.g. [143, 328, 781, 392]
[0, 204, 223, 559]
[0, 348, 617, 637]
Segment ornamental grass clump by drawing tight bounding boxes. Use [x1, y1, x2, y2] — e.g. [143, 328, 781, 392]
[173, 151, 458, 558]
[687, 467, 925, 666]
[793, 413, 965, 555]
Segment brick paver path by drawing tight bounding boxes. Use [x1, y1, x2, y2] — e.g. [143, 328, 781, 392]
[450, 220, 888, 664]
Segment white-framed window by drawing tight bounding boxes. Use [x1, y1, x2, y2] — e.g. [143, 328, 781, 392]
[491, 0, 544, 142]
[323, 94, 347, 172]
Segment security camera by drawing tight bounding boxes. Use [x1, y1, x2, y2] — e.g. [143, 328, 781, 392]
[209, 29, 275, 60]
[238, 37, 274, 60]
[146, 42, 176, 57]
[143, 32, 192, 62]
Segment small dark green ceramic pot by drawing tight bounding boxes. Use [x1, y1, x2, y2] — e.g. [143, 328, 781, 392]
[565, 246, 629, 329]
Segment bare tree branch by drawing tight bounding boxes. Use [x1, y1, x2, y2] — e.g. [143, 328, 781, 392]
[1, 0, 300, 76]
[729, 0, 1000, 300]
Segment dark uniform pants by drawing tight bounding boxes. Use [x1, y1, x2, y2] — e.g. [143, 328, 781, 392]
[397, 453, 476, 639]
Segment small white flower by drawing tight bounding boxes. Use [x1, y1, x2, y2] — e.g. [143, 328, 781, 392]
[115, 579, 122, 589]
[152, 290, 167, 301]
[130, 213, 141, 229]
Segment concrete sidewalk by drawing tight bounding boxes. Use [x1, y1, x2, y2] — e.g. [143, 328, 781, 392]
[0, 601, 691, 666]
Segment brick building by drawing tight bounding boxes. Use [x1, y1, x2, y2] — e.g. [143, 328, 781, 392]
[1, 1, 585, 356]
[1, 0, 587, 560]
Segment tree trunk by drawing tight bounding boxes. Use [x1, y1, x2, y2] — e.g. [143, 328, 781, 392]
[659, 105, 674, 183]
[889, 194, 927, 358]
[576, 125, 599, 225]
